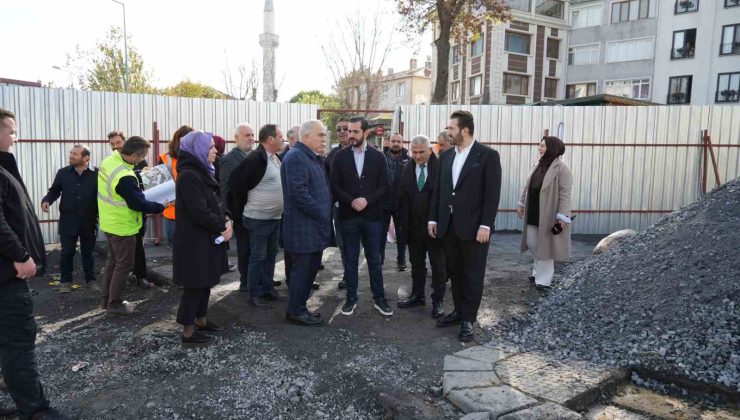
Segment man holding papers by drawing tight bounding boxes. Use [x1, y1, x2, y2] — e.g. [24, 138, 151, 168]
[97, 136, 167, 316]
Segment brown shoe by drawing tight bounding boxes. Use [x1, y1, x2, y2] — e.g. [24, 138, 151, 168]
[106, 303, 140, 316]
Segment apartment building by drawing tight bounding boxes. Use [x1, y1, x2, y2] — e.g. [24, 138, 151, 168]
[442, 0, 570, 105]
[653, 0, 740, 105]
[378, 59, 433, 109]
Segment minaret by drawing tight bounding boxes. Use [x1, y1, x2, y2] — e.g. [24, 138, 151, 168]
[259, 0, 279, 102]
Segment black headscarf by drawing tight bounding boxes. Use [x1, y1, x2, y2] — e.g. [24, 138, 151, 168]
[530, 136, 565, 191]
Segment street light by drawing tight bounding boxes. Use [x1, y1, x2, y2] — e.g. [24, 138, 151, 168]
[52, 65, 74, 89]
[111, 0, 130, 93]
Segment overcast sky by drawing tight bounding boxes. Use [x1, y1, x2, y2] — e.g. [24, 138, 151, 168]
[0, 0, 432, 101]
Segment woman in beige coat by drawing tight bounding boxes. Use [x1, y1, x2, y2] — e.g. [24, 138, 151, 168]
[517, 136, 573, 290]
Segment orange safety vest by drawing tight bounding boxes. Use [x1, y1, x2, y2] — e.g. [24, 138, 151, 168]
[159, 153, 178, 220]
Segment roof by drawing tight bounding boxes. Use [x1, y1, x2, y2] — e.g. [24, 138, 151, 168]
[0, 77, 42, 87]
[531, 94, 659, 106]
[380, 67, 431, 82]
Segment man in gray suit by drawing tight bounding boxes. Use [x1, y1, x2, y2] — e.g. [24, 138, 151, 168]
[219, 123, 254, 292]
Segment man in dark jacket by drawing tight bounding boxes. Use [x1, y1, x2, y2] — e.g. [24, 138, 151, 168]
[324, 117, 350, 289]
[228, 124, 287, 308]
[41, 145, 99, 293]
[381, 133, 409, 271]
[0, 108, 70, 420]
[281, 120, 332, 326]
[330, 116, 393, 317]
[218, 123, 254, 291]
[397, 135, 446, 318]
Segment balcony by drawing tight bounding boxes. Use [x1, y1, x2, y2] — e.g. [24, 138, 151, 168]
[506, 0, 531, 12]
[716, 89, 739, 103]
[535, 0, 564, 19]
[675, 0, 698, 13]
[720, 42, 740, 55]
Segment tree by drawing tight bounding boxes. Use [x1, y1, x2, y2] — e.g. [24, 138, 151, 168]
[322, 7, 395, 110]
[222, 52, 260, 100]
[289, 90, 340, 108]
[67, 27, 155, 94]
[161, 81, 230, 99]
[397, 0, 510, 104]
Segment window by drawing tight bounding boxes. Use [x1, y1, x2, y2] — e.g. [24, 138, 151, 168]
[471, 37, 484, 57]
[568, 44, 600, 65]
[546, 38, 560, 59]
[606, 38, 653, 63]
[716, 72, 740, 102]
[544, 78, 558, 98]
[507, 0, 531, 12]
[452, 45, 461, 64]
[720, 24, 740, 55]
[535, 0, 564, 19]
[470, 76, 482, 97]
[611, 0, 655, 23]
[675, 0, 698, 13]
[605, 78, 651, 99]
[667, 76, 692, 104]
[671, 29, 696, 59]
[505, 31, 531, 55]
[380, 84, 389, 99]
[566, 83, 596, 98]
[450, 82, 460, 101]
[504, 74, 529, 95]
[396, 82, 406, 97]
[727, 0, 740, 8]
[571, 5, 602, 28]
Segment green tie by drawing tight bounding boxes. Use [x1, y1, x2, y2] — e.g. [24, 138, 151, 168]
[417, 164, 426, 191]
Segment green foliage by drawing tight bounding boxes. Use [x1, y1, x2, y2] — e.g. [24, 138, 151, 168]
[289, 90, 345, 145]
[161, 81, 229, 99]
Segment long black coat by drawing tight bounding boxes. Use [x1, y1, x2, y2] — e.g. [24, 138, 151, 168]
[397, 153, 439, 244]
[172, 151, 228, 288]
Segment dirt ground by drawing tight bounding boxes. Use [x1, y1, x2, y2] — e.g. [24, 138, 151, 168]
[0, 233, 600, 419]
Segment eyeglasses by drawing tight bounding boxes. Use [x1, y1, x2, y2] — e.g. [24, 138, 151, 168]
[336, 127, 349, 132]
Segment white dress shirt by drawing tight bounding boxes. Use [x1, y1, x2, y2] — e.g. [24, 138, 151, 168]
[353, 141, 367, 177]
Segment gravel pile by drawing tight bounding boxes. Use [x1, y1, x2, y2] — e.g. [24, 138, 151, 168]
[505, 178, 740, 392]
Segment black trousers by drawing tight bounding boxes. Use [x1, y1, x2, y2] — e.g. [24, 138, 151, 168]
[133, 231, 147, 279]
[0, 280, 48, 420]
[286, 251, 322, 316]
[381, 210, 407, 265]
[284, 251, 322, 284]
[442, 221, 489, 323]
[176, 287, 211, 326]
[59, 234, 96, 283]
[408, 229, 446, 303]
[235, 219, 250, 291]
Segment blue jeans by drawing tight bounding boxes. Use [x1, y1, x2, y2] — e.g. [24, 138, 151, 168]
[341, 217, 385, 303]
[163, 218, 175, 244]
[286, 251, 322, 317]
[243, 217, 280, 298]
[333, 206, 347, 280]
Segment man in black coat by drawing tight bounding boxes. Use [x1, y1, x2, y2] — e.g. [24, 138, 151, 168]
[381, 133, 409, 271]
[397, 135, 446, 318]
[0, 108, 70, 419]
[324, 117, 351, 289]
[41, 145, 99, 293]
[429, 110, 502, 342]
[330, 116, 393, 317]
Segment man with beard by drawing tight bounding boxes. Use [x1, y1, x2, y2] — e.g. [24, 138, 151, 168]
[41, 145, 99, 293]
[330, 117, 392, 317]
[380, 133, 409, 271]
[324, 117, 350, 289]
[428, 110, 501, 342]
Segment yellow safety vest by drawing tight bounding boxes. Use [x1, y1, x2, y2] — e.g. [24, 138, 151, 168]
[98, 151, 142, 236]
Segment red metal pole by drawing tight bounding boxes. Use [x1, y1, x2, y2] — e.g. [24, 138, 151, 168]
[705, 131, 722, 188]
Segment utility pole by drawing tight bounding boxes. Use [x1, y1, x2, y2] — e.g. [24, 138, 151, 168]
[111, 0, 130, 93]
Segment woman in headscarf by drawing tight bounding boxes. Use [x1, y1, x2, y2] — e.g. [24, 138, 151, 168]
[517, 136, 573, 291]
[173, 131, 233, 344]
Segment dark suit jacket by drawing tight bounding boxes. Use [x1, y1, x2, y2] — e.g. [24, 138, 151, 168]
[227, 144, 272, 220]
[398, 153, 439, 244]
[42, 166, 98, 237]
[330, 143, 389, 222]
[218, 146, 250, 206]
[430, 141, 502, 241]
[281, 142, 332, 254]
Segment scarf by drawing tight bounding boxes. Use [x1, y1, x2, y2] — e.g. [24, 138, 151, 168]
[179, 131, 215, 176]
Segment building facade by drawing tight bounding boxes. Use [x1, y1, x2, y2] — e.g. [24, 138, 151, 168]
[653, 0, 740, 105]
[378, 59, 433, 109]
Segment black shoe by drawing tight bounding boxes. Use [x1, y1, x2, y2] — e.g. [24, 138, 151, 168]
[338, 280, 347, 290]
[264, 289, 288, 302]
[340, 300, 357, 315]
[248, 296, 274, 309]
[195, 320, 224, 332]
[29, 407, 71, 420]
[436, 311, 462, 327]
[308, 310, 321, 318]
[181, 331, 214, 345]
[431, 301, 445, 318]
[273, 280, 282, 287]
[137, 277, 152, 289]
[535, 284, 551, 292]
[318, 263, 325, 270]
[374, 299, 393, 316]
[528, 275, 535, 283]
[459, 321, 474, 342]
[311, 282, 320, 290]
[397, 294, 425, 308]
[226, 264, 237, 273]
[0, 405, 17, 417]
[286, 312, 324, 326]
[397, 262, 407, 272]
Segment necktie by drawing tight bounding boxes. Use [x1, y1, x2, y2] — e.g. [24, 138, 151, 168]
[417, 164, 426, 191]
